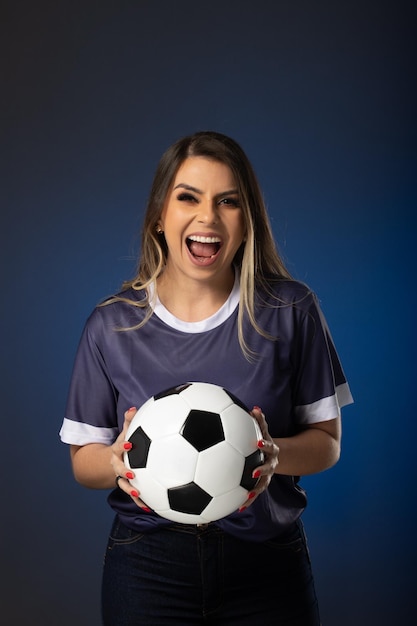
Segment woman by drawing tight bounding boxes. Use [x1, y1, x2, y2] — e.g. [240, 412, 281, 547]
[60, 131, 353, 625]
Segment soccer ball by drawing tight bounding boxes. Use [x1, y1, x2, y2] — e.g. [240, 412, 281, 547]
[124, 382, 264, 524]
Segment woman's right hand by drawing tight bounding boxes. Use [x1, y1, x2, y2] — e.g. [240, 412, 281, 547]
[110, 407, 152, 512]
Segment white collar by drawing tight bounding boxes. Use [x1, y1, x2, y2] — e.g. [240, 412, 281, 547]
[149, 272, 240, 333]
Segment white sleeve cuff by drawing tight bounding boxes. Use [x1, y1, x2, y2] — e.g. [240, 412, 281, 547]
[59, 418, 118, 446]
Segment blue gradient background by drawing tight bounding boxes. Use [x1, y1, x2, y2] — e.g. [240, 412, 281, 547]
[2, 1, 415, 624]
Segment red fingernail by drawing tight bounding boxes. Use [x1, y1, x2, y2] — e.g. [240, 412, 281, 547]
[248, 491, 256, 499]
[257, 440, 265, 448]
[130, 490, 139, 498]
[123, 442, 132, 450]
[253, 469, 261, 479]
[142, 506, 151, 512]
[239, 506, 247, 513]
[126, 471, 134, 480]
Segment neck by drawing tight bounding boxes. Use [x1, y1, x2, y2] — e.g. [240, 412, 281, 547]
[156, 269, 235, 322]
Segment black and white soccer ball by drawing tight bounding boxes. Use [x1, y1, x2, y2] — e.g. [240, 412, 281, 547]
[124, 382, 264, 524]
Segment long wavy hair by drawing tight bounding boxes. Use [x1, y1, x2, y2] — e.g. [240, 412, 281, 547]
[106, 131, 292, 358]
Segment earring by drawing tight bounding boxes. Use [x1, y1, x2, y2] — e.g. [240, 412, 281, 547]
[156, 225, 163, 234]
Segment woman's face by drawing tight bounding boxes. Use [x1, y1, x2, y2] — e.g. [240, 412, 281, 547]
[158, 157, 246, 287]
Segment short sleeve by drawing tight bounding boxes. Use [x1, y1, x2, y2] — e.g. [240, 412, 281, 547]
[293, 292, 353, 425]
[59, 311, 119, 445]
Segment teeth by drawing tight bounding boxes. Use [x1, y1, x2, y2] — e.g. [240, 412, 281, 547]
[188, 235, 221, 243]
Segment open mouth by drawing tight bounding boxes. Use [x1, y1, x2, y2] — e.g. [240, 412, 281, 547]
[186, 235, 222, 261]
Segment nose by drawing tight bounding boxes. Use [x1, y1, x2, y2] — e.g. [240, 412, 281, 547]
[197, 200, 218, 225]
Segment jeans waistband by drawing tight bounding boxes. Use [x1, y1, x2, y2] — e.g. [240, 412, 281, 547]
[167, 521, 216, 534]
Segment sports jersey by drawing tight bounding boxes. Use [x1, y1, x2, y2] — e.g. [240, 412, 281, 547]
[60, 274, 353, 542]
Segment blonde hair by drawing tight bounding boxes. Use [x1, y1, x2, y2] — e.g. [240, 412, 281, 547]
[105, 131, 292, 358]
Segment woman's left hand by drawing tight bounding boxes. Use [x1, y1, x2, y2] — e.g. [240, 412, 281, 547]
[110, 407, 152, 511]
[239, 406, 279, 510]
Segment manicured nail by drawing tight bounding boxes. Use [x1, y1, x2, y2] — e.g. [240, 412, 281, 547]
[126, 471, 134, 480]
[123, 442, 133, 450]
[142, 506, 151, 513]
[248, 491, 256, 499]
[253, 406, 262, 412]
[239, 506, 247, 513]
[128, 406, 137, 412]
[253, 469, 261, 479]
[257, 440, 265, 448]
[130, 490, 139, 498]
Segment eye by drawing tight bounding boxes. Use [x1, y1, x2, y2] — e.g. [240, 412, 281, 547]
[177, 192, 198, 203]
[218, 197, 240, 208]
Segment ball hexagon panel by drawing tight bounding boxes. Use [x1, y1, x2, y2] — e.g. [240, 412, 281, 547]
[132, 394, 191, 440]
[179, 382, 234, 414]
[222, 388, 250, 413]
[194, 441, 245, 496]
[146, 433, 198, 488]
[220, 404, 262, 457]
[131, 468, 170, 511]
[201, 486, 248, 522]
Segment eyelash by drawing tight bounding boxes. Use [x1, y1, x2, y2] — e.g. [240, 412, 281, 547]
[177, 192, 198, 203]
[219, 197, 240, 208]
[176, 193, 240, 208]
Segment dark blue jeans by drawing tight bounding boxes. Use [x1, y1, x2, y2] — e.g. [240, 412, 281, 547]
[102, 516, 320, 625]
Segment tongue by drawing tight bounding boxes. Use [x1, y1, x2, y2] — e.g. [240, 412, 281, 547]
[189, 241, 218, 258]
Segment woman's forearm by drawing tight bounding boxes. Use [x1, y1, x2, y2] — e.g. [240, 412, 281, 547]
[70, 443, 116, 489]
[274, 418, 341, 476]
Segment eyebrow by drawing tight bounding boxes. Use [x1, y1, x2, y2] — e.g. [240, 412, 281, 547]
[173, 183, 239, 196]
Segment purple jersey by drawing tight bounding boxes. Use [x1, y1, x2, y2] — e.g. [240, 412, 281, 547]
[60, 276, 352, 541]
